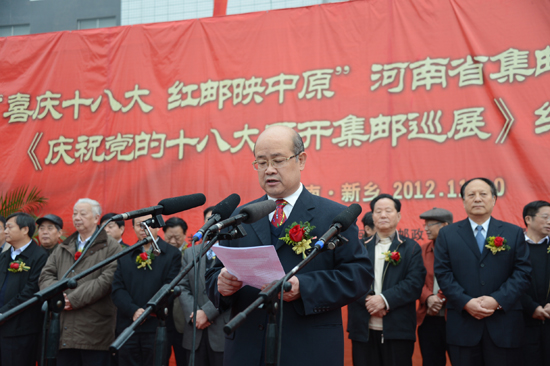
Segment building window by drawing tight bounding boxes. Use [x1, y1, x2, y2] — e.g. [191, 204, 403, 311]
[77, 16, 117, 30]
[0, 24, 31, 37]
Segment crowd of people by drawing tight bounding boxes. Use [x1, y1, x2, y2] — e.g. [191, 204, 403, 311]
[349, 181, 548, 366]
[0, 127, 547, 366]
[0, 201, 217, 366]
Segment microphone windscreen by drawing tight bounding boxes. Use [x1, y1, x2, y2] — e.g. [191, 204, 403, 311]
[159, 193, 206, 215]
[212, 194, 241, 221]
[333, 203, 362, 232]
[241, 200, 277, 224]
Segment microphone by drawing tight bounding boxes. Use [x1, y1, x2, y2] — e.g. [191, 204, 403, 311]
[192, 194, 241, 241]
[158, 194, 206, 215]
[112, 194, 206, 221]
[314, 204, 362, 250]
[208, 200, 277, 233]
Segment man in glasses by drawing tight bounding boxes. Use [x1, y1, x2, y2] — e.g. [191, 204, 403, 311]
[205, 125, 373, 366]
[520, 200, 550, 366]
[417, 207, 453, 366]
[434, 178, 530, 366]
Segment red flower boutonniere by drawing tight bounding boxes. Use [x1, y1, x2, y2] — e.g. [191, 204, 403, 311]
[382, 250, 402, 266]
[279, 221, 316, 259]
[74, 249, 83, 261]
[136, 251, 155, 270]
[485, 236, 510, 255]
[8, 259, 31, 273]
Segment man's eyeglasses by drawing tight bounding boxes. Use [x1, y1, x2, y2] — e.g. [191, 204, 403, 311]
[424, 222, 443, 228]
[252, 153, 302, 171]
[532, 214, 550, 222]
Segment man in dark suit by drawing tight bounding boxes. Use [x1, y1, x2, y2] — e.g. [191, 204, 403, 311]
[520, 200, 550, 366]
[434, 177, 531, 366]
[417, 207, 453, 366]
[347, 194, 425, 366]
[162, 216, 190, 366]
[111, 214, 182, 366]
[0, 212, 48, 366]
[205, 126, 373, 366]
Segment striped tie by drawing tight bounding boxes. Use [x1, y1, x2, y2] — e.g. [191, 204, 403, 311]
[271, 200, 288, 227]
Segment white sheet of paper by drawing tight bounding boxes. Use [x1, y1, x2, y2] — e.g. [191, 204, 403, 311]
[211, 244, 286, 289]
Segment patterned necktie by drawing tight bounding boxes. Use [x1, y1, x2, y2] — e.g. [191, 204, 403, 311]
[475, 225, 485, 253]
[271, 200, 288, 227]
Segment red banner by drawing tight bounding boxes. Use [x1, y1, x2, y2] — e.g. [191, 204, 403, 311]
[1, 0, 550, 244]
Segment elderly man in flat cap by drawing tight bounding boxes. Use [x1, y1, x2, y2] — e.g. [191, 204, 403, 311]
[417, 207, 453, 366]
[36, 214, 64, 256]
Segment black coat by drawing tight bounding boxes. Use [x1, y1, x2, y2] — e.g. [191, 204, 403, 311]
[205, 189, 374, 366]
[0, 240, 48, 337]
[111, 238, 182, 333]
[520, 241, 550, 327]
[347, 232, 426, 342]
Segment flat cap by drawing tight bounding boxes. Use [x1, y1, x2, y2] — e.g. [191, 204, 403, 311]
[36, 214, 63, 229]
[419, 207, 453, 224]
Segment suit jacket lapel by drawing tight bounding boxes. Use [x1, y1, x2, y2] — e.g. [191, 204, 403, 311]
[198, 252, 206, 297]
[365, 238, 376, 294]
[457, 219, 481, 260]
[381, 233, 403, 286]
[274, 189, 314, 251]
[482, 217, 502, 261]
[19, 241, 36, 261]
[248, 196, 272, 248]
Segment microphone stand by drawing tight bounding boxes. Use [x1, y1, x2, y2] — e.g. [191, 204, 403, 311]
[223, 234, 348, 366]
[0, 219, 118, 325]
[0, 235, 153, 366]
[110, 225, 247, 366]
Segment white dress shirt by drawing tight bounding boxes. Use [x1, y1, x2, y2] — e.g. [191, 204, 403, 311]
[468, 217, 491, 240]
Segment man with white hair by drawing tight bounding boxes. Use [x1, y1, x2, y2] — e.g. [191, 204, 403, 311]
[39, 198, 121, 366]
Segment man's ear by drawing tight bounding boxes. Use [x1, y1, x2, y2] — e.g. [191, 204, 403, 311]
[299, 152, 307, 171]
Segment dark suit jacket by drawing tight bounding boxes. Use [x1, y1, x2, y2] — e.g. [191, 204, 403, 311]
[347, 233, 425, 342]
[434, 217, 531, 348]
[205, 189, 373, 366]
[111, 238, 182, 333]
[0, 240, 48, 337]
[520, 241, 550, 328]
[178, 243, 230, 352]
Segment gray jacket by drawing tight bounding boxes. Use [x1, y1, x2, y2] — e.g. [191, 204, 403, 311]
[178, 244, 229, 352]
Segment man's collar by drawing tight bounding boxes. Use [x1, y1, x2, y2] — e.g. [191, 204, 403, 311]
[77, 233, 92, 245]
[267, 183, 303, 208]
[10, 240, 33, 259]
[468, 217, 491, 233]
[524, 233, 549, 245]
[374, 231, 396, 244]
